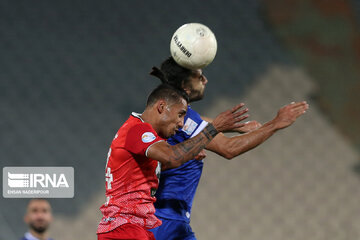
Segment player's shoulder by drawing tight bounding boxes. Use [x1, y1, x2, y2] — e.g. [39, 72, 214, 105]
[185, 105, 202, 120]
[113, 113, 155, 144]
[120, 113, 152, 131]
[122, 113, 159, 142]
[130, 113, 155, 130]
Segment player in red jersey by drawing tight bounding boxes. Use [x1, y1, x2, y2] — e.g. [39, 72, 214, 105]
[97, 84, 249, 240]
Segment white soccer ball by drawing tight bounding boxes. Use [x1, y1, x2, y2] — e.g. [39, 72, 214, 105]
[170, 23, 217, 70]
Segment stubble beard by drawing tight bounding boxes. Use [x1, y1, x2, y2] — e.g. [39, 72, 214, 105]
[29, 222, 48, 234]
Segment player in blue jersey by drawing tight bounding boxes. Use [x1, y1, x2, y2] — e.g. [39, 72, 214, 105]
[22, 199, 54, 240]
[149, 57, 309, 240]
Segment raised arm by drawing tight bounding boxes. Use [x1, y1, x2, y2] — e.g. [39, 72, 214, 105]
[147, 103, 249, 170]
[205, 101, 309, 159]
[202, 116, 262, 134]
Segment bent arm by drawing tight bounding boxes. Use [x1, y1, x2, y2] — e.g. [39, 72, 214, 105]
[147, 124, 217, 170]
[148, 102, 252, 169]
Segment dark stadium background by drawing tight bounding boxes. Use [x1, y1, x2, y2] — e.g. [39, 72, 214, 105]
[1, 1, 359, 239]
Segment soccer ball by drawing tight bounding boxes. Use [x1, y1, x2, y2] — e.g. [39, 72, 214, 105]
[170, 23, 217, 70]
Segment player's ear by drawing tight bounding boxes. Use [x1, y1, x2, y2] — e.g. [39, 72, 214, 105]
[181, 82, 191, 96]
[157, 100, 166, 114]
[183, 88, 191, 96]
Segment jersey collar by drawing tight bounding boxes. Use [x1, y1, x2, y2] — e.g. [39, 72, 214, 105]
[131, 112, 144, 122]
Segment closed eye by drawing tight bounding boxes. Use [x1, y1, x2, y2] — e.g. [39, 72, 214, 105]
[179, 110, 187, 118]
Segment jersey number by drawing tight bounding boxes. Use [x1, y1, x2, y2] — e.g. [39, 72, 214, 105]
[105, 167, 113, 190]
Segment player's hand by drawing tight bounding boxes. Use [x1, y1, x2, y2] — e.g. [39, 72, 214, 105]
[212, 103, 249, 132]
[194, 149, 207, 161]
[272, 101, 309, 130]
[236, 120, 262, 133]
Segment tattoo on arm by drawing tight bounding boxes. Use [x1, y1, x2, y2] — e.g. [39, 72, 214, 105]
[164, 123, 219, 168]
[202, 123, 218, 140]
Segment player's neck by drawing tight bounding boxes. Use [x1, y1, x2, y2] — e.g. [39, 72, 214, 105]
[140, 110, 155, 125]
[141, 108, 162, 134]
[29, 229, 48, 240]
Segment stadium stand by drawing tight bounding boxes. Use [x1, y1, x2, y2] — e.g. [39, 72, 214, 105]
[0, 0, 359, 239]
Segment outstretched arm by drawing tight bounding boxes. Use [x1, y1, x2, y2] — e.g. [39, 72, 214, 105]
[201, 117, 261, 133]
[205, 101, 309, 159]
[147, 103, 249, 169]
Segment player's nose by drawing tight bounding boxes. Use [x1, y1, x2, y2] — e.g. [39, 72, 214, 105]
[203, 75, 208, 85]
[178, 120, 184, 129]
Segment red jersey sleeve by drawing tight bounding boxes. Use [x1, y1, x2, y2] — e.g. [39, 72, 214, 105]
[125, 123, 163, 156]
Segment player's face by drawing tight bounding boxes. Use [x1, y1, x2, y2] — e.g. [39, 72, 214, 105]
[185, 69, 208, 102]
[24, 200, 52, 234]
[159, 98, 187, 138]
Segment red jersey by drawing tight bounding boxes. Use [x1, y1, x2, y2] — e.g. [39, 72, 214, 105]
[97, 113, 164, 234]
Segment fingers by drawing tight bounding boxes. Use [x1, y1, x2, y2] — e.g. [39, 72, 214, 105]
[293, 108, 307, 117]
[231, 114, 249, 130]
[290, 101, 309, 115]
[289, 101, 309, 110]
[230, 103, 245, 113]
[232, 104, 249, 125]
[232, 107, 249, 118]
[240, 121, 262, 132]
[282, 101, 308, 121]
[254, 121, 262, 128]
[234, 122, 246, 129]
[271, 101, 309, 130]
[235, 114, 249, 122]
[284, 101, 309, 115]
[194, 150, 207, 161]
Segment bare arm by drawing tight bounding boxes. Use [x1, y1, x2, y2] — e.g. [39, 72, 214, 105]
[206, 101, 309, 159]
[147, 103, 249, 170]
[147, 125, 215, 169]
[205, 122, 276, 159]
[201, 116, 261, 133]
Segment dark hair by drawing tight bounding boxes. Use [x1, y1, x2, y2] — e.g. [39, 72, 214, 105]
[150, 57, 192, 90]
[146, 83, 189, 107]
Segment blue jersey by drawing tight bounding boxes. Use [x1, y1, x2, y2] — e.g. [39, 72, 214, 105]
[154, 105, 208, 223]
[21, 232, 54, 240]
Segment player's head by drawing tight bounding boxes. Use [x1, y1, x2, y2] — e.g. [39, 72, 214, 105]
[150, 56, 208, 102]
[24, 199, 52, 235]
[146, 84, 188, 138]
